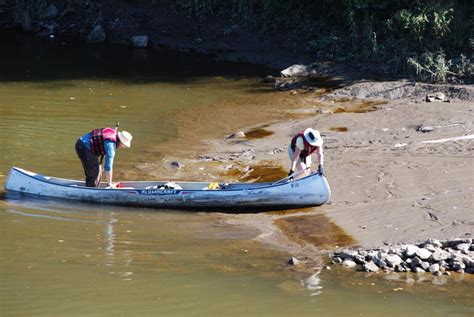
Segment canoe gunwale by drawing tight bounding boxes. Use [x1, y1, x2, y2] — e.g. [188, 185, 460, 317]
[7, 166, 318, 193]
[5, 167, 331, 210]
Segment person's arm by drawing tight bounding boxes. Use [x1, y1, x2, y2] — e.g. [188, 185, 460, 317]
[290, 147, 301, 172]
[316, 146, 324, 166]
[103, 140, 116, 186]
[316, 146, 325, 175]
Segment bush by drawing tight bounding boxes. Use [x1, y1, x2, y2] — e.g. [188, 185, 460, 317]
[163, 0, 472, 83]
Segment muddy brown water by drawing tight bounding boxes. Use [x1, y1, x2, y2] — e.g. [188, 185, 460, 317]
[0, 31, 473, 316]
[245, 127, 274, 140]
[330, 126, 349, 132]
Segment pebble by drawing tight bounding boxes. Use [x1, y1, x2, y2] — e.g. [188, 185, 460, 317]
[342, 260, 357, 268]
[170, 161, 181, 169]
[416, 125, 434, 133]
[287, 257, 300, 265]
[227, 131, 246, 139]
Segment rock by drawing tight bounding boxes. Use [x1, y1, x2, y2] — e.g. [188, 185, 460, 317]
[451, 261, 465, 271]
[401, 262, 411, 270]
[431, 250, 450, 262]
[337, 249, 358, 260]
[425, 239, 443, 248]
[87, 25, 106, 44]
[405, 245, 419, 257]
[373, 258, 387, 269]
[425, 92, 445, 102]
[362, 261, 379, 272]
[264, 75, 276, 83]
[416, 125, 434, 133]
[385, 254, 403, 268]
[287, 257, 300, 265]
[342, 260, 357, 268]
[170, 161, 181, 169]
[395, 264, 406, 272]
[227, 131, 246, 139]
[354, 254, 366, 265]
[411, 256, 422, 269]
[40, 4, 58, 20]
[36, 21, 57, 37]
[415, 248, 432, 260]
[315, 108, 333, 114]
[130, 35, 148, 48]
[453, 253, 471, 265]
[413, 267, 425, 273]
[280, 64, 309, 77]
[456, 243, 470, 252]
[366, 250, 378, 261]
[424, 244, 437, 252]
[429, 263, 440, 273]
[449, 238, 472, 247]
[421, 261, 430, 271]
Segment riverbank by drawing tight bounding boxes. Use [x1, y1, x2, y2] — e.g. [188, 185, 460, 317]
[145, 77, 474, 269]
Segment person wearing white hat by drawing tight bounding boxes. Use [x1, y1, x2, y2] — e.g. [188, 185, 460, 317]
[288, 128, 324, 178]
[75, 127, 133, 187]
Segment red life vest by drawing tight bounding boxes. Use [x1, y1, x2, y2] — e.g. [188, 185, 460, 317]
[290, 131, 318, 158]
[89, 127, 117, 157]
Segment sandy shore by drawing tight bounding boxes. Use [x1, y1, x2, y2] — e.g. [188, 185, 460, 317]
[134, 79, 474, 256]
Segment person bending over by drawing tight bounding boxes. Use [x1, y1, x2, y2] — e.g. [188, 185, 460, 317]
[75, 127, 132, 187]
[288, 128, 324, 179]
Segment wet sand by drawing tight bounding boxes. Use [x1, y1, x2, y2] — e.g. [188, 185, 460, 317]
[130, 80, 474, 255]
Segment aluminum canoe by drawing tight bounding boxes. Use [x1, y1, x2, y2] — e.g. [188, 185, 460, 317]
[4, 167, 331, 211]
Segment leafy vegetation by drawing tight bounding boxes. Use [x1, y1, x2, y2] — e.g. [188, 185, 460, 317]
[163, 0, 473, 83]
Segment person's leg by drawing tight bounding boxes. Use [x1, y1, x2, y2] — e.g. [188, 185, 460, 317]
[303, 155, 312, 176]
[75, 139, 99, 187]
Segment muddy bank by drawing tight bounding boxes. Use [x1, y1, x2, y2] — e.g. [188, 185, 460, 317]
[137, 78, 474, 264]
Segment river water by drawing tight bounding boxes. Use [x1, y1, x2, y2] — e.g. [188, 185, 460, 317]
[1, 31, 473, 316]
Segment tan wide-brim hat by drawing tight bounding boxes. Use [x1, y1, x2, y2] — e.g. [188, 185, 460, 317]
[303, 128, 323, 147]
[117, 131, 133, 148]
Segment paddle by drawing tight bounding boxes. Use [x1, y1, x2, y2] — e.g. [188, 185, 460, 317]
[96, 122, 120, 188]
[271, 168, 308, 185]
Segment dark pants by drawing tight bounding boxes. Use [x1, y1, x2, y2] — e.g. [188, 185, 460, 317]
[75, 139, 99, 187]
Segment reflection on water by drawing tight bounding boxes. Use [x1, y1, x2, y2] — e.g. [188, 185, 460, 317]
[2, 198, 473, 316]
[274, 213, 356, 248]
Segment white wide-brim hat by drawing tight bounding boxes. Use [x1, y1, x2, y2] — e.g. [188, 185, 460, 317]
[117, 131, 133, 148]
[303, 128, 323, 147]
